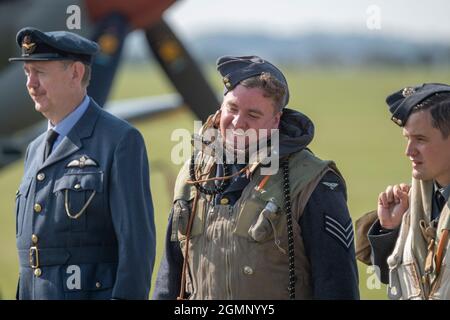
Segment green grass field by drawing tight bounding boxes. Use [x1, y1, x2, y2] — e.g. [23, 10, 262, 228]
[1, 63, 449, 299]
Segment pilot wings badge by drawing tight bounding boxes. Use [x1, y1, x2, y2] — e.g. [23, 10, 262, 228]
[66, 156, 98, 168]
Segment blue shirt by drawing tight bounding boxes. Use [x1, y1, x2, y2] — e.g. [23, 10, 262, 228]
[437, 183, 450, 202]
[432, 181, 450, 220]
[47, 95, 90, 152]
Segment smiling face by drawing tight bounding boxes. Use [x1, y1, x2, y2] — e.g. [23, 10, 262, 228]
[403, 110, 450, 186]
[23, 60, 86, 124]
[219, 84, 281, 150]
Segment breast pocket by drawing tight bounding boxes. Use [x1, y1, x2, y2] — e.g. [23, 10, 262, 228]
[53, 172, 103, 232]
[15, 177, 32, 237]
[396, 262, 423, 299]
[172, 198, 205, 242]
[249, 201, 285, 245]
[237, 198, 287, 254]
[248, 202, 280, 241]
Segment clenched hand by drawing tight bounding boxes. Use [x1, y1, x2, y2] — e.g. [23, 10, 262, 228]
[377, 184, 410, 229]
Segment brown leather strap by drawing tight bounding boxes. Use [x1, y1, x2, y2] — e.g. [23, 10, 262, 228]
[256, 175, 270, 191]
[420, 219, 436, 274]
[177, 192, 199, 300]
[436, 229, 449, 275]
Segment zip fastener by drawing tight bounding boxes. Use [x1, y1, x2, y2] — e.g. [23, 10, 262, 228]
[226, 206, 233, 299]
[412, 260, 427, 299]
[201, 199, 214, 298]
[225, 251, 232, 299]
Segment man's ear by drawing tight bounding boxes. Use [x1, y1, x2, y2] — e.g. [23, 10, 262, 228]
[71, 61, 85, 85]
[273, 110, 282, 128]
[212, 109, 222, 128]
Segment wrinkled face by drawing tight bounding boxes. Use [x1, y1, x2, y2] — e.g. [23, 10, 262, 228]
[219, 85, 281, 150]
[403, 110, 450, 186]
[23, 61, 75, 119]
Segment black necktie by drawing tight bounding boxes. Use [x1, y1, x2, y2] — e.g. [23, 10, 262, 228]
[435, 190, 446, 213]
[43, 129, 59, 161]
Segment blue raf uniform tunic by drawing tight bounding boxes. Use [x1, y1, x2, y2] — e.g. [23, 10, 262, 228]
[15, 98, 156, 299]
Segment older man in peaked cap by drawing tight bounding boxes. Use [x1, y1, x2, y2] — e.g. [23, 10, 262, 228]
[10, 27, 155, 299]
[365, 83, 450, 299]
[153, 55, 359, 300]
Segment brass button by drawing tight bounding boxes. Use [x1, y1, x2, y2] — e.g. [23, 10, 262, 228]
[34, 268, 42, 277]
[74, 183, 81, 190]
[220, 197, 229, 205]
[225, 82, 232, 89]
[392, 117, 403, 126]
[37, 173, 45, 181]
[243, 266, 254, 275]
[16, 189, 20, 196]
[95, 282, 101, 288]
[34, 203, 42, 213]
[31, 234, 38, 244]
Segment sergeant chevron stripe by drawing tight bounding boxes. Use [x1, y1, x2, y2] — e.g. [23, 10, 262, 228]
[324, 215, 354, 249]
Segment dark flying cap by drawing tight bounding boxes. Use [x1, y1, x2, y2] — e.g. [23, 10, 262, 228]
[386, 83, 450, 126]
[9, 27, 99, 65]
[216, 55, 290, 107]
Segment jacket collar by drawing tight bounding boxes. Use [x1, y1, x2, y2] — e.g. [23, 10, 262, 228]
[38, 99, 101, 170]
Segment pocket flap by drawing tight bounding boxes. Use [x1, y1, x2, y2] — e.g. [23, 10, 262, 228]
[54, 172, 103, 193]
[63, 263, 115, 292]
[173, 198, 205, 241]
[247, 201, 283, 243]
[87, 263, 115, 291]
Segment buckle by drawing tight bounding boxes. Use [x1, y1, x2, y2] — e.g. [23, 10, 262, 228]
[29, 246, 39, 269]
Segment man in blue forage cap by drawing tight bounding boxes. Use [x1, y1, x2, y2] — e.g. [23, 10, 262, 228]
[10, 27, 155, 299]
[360, 83, 450, 299]
[153, 55, 359, 299]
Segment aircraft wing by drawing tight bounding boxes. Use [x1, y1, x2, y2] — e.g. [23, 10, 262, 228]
[0, 94, 186, 169]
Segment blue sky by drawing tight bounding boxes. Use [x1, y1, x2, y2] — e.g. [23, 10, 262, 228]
[164, 0, 450, 43]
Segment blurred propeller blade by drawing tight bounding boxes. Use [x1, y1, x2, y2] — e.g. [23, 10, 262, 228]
[145, 18, 220, 122]
[88, 13, 129, 106]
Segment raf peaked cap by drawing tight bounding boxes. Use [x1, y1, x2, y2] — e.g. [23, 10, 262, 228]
[9, 27, 99, 65]
[216, 55, 290, 107]
[386, 83, 450, 126]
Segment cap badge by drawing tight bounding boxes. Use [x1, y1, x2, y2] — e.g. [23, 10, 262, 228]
[22, 35, 36, 54]
[402, 87, 415, 97]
